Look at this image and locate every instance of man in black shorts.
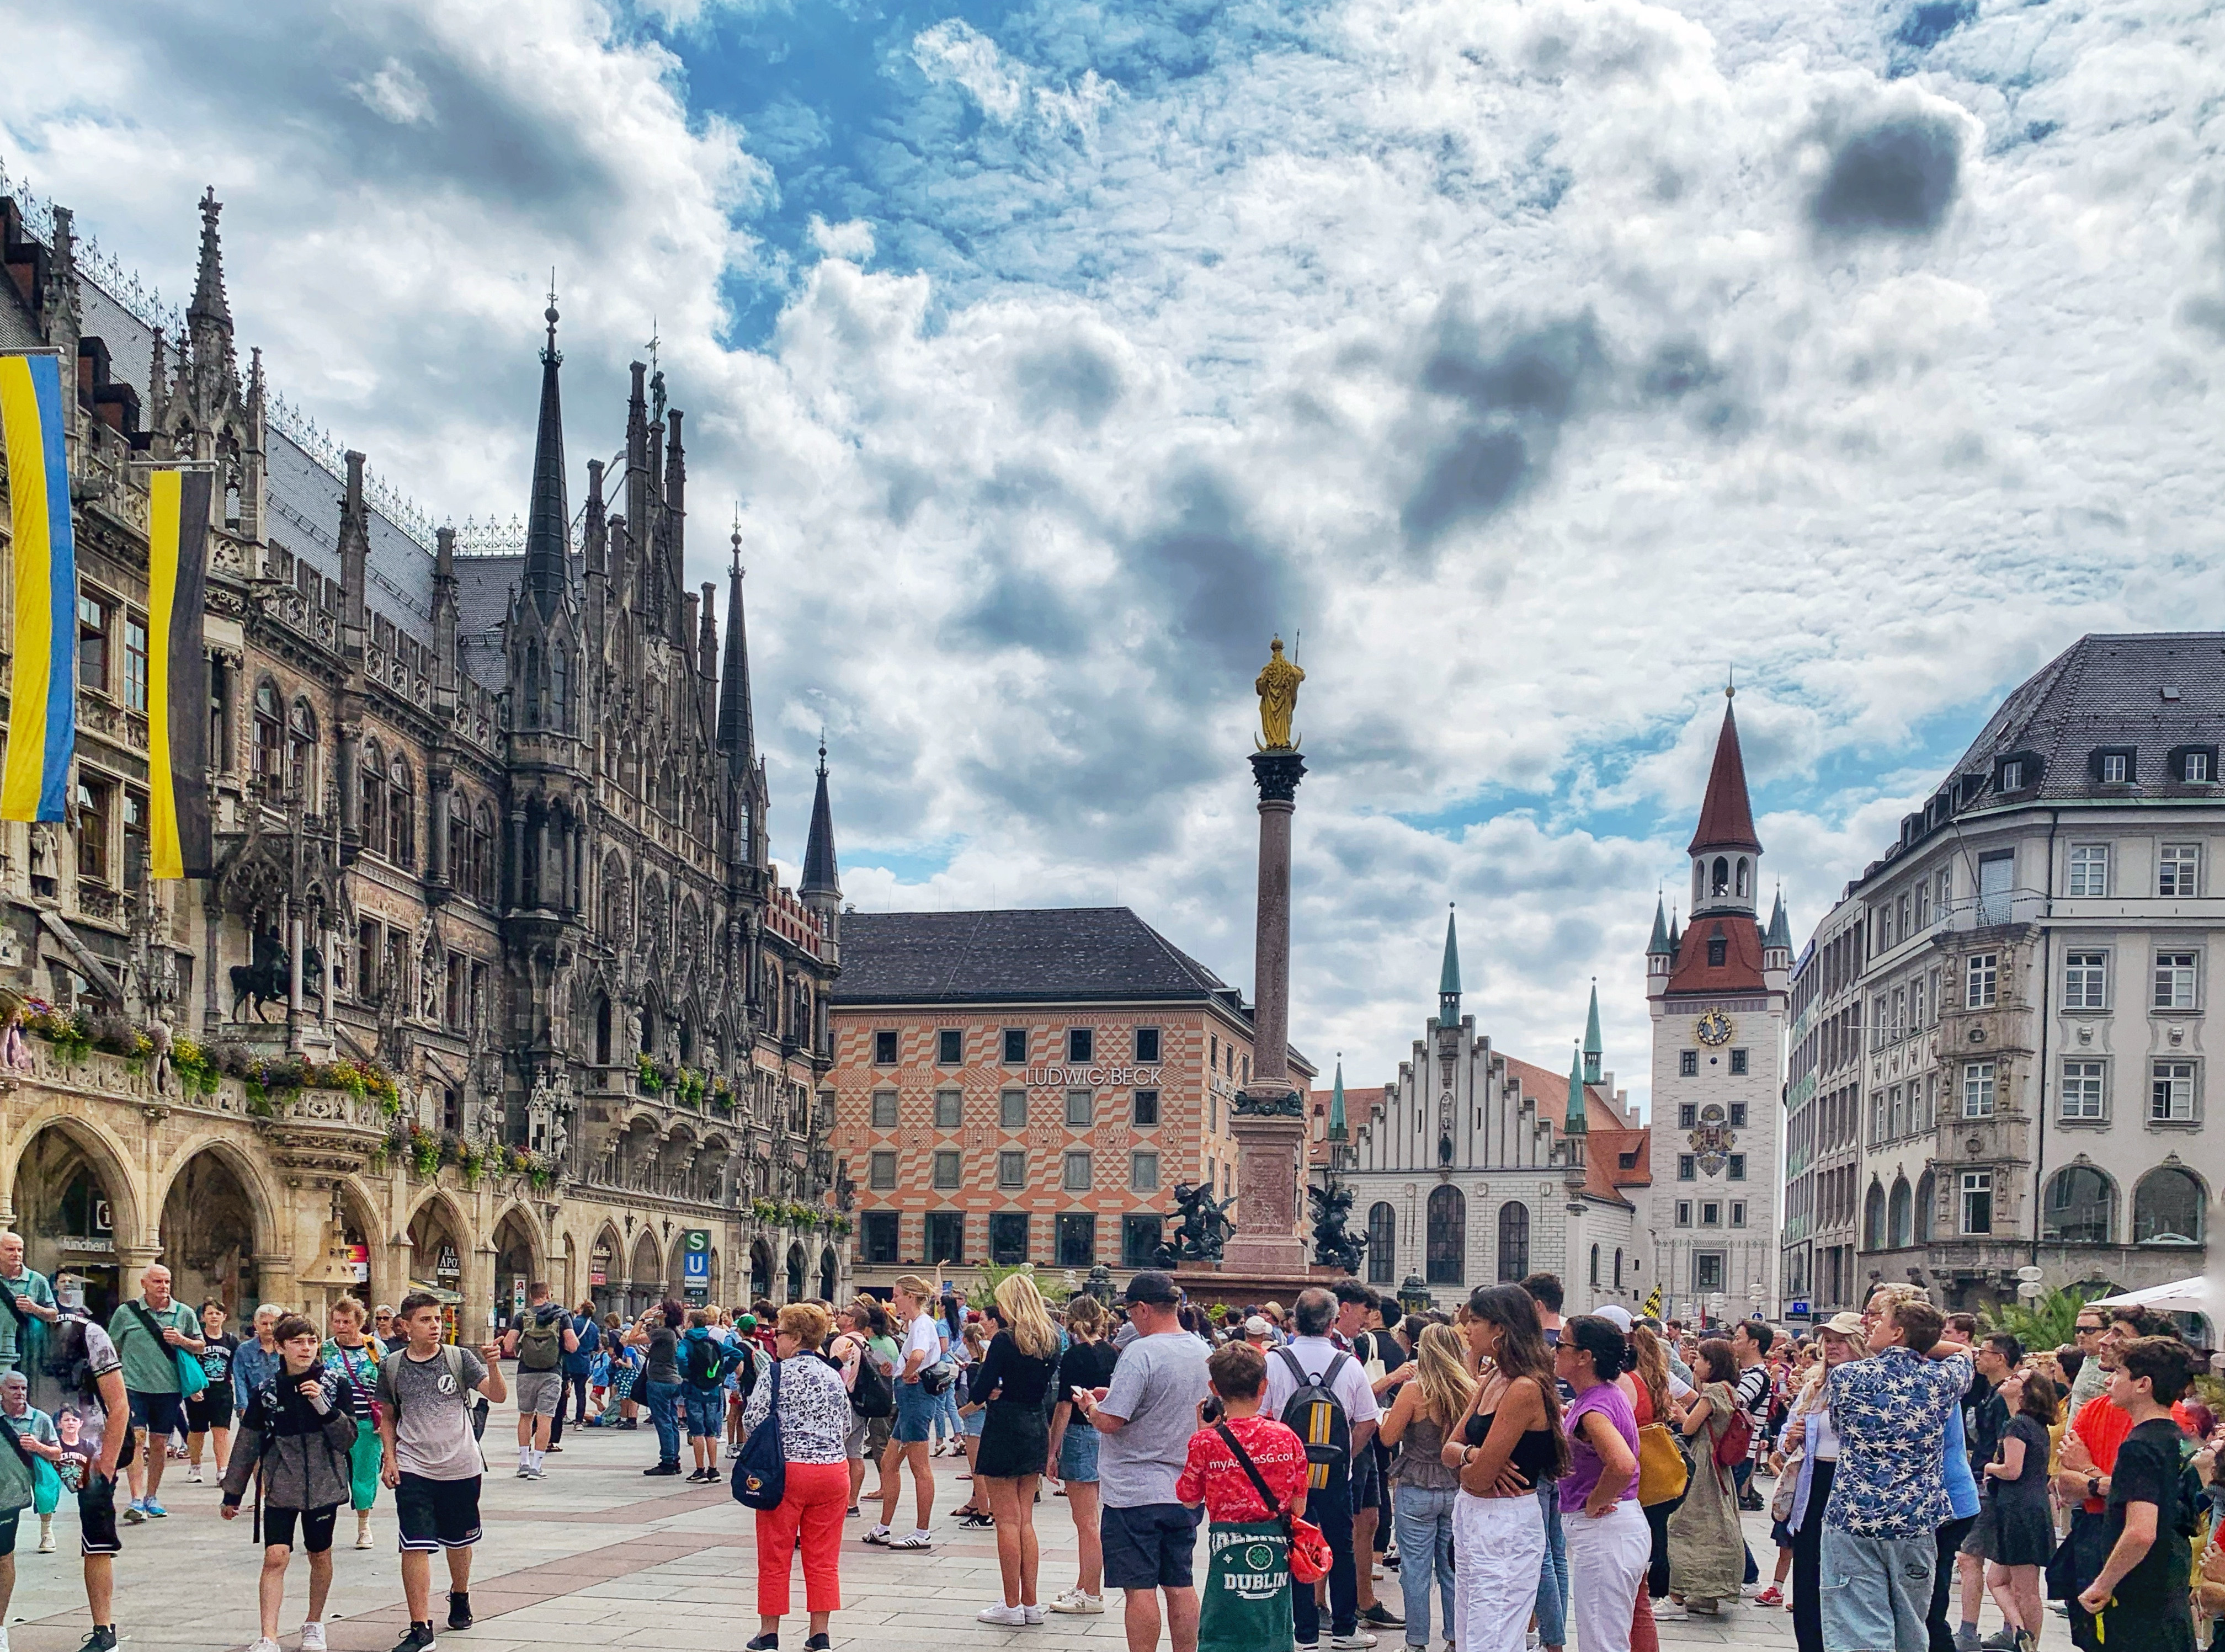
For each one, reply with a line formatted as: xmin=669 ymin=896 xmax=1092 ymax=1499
xmin=48 ymin=1275 xmax=131 ymax=1652
xmin=376 ymin=1292 xmax=506 ymax=1652
xmin=104 ymin=1264 xmax=201 ymax=1522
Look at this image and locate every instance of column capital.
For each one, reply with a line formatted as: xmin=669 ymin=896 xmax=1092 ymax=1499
xmin=1248 ymin=750 xmax=1307 ymax=804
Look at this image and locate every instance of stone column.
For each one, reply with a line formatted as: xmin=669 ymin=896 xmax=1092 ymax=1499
xmin=1225 ymin=748 xmax=1310 ymax=1278
xmin=507 ymin=812 xmax=525 ymax=909
xmin=429 ymin=781 xmax=451 ymax=885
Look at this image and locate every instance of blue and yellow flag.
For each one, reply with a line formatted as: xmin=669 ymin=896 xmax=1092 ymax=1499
xmin=0 ymin=352 xmax=76 ymax=822
xmin=146 ymin=468 xmax=212 ymax=878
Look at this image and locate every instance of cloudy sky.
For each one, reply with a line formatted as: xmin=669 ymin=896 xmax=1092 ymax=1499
xmin=8 ymin=0 xmax=2225 ymax=1116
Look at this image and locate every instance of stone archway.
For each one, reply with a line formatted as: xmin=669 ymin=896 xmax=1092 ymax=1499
xmin=819 ymin=1246 xmax=838 ymax=1302
xmin=589 ymin=1222 xmax=622 ymax=1315
xmin=785 ymin=1242 xmax=806 ymax=1304
xmin=491 ymin=1207 xmax=542 ymax=1324
xmin=407 ymin=1192 xmax=470 ymax=1328
xmin=749 ymin=1238 xmax=773 ymax=1302
xmin=629 ymin=1229 xmax=662 ymax=1317
xmin=158 ymin=1146 xmax=269 ymax=1317
xmin=10 ymin=1120 xmax=138 ymax=1323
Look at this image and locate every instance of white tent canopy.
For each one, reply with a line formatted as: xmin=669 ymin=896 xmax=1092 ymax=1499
xmin=2094 ymin=1275 xmax=2222 ymax=1320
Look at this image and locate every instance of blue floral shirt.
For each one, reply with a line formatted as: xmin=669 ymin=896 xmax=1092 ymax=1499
xmin=1822 ymin=1346 xmax=1973 ymax=1538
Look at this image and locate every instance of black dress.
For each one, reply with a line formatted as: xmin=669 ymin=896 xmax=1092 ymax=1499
xmin=1987 ymin=1414 xmax=2055 ymax=1567
xmin=972 ymin=1329 xmax=1057 ymax=1478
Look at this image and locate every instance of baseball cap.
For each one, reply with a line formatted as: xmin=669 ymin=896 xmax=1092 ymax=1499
xmin=737 ymin=1313 xmax=756 ymax=1330
xmin=1244 ymin=1315 xmax=1274 ymax=1338
xmin=1595 ymin=1304 xmax=1633 ymax=1332
xmin=1816 ymin=1312 xmax=1864 ymax=1339
xmin=1123 ymin=1270 xmax=1181 ymax=1306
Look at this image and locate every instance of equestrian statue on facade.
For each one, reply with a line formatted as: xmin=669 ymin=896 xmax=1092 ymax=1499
xmin=228 ymin=928 xmax=290 ymax=1021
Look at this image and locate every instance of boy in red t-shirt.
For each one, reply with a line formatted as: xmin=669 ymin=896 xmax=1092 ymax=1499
xmin=1178 ymin=1341 xmax=1309 ymax=1652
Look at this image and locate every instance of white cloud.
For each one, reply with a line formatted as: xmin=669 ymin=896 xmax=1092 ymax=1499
xmin=351 ymin=57 xmax=434 ymax=126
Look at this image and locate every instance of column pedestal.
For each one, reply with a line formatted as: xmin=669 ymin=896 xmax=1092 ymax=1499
xmin=1224 ymin=1109 xmax=1310 ymax=1276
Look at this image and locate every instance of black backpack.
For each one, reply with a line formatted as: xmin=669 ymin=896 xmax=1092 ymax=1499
xmin=684 ymin=1334 xmax=731 ymax=1388
xmin=849 ymin=1340 xmax=894 ymax=1419
xmin=1275 ymin=1346 xmax=1353 ymax=1491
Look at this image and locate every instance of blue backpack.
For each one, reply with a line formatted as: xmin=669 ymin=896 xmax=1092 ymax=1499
xmin=731 ymin=1360 xmax=786 ymax=1510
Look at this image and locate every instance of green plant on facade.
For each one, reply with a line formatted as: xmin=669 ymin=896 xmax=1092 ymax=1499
xmin=169 ymin=1038 xmax=221 ymax=1095
xmin=1981 ymin=1285 xmax=2110 ymax=1352
xmin=637 ymin=1052 xmax=664 ymax=1095
xmin=409 ymin=1126 xmax=442 ymax=1180
xmin=750 ymin=1198 xmax=780 ymax=1225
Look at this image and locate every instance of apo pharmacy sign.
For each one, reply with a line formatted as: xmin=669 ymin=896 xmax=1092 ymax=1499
xmin=1024 ymin=1065 xmax=1165 ymax=1090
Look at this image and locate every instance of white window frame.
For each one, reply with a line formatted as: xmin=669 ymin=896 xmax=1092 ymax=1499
xmin=1966 ymin=953 xmax=1998 ymax=1009
xmin=2068 ymin=844 xmax=2110 ymax=898
xmin=2150 ymin=1059 xmax=2197 ymax=1123
xmin=1960 ymin=1170 xmax=1993 ymax=1234
xmin=2064 ymin=951 xmax=2108 ymax=1011
xmin=2061 ymin=1060 xmax=2105 ymax=1122
xmin=1962 ymin=1059 xmax=1997 ymax=1118
xmin=2100 ymin=753 xmax=2129 ymax=784
xmin=2153 ymin=950 xmax=2198 ymax=1011
xmin=2186 ymin=752 xmax=2212 ymax=784
xmin=2159 ymin=844 xmax=2200 ymax=898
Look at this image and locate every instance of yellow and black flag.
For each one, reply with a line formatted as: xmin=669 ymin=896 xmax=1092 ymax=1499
xmin=145 ymin=468 xmax=212 ymax=878
xmin=1642 ymin=1286 xmax=1662 ymax=1319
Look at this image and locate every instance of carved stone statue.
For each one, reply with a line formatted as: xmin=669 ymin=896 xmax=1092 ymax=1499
xmin=1309 ymin=1180 xmax=1366 ymax=1274
xmin=1254 ymin=635 xmax=1305 ymax=751
xmin=1232 ymin=1089 xmax=1306 ymax=1120
xmin=1152 ymin=1181 xmax=1236 ymax=1267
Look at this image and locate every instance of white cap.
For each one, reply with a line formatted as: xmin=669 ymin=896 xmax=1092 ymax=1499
xmin=1244 ymin=1315 xmax=1274 ymax=1338
xmin=1595 ymin=1304 xmax=1634 ymax=1331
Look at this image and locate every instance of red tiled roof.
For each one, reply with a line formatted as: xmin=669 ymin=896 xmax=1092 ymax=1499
xmin=1665 ymin=913 xmax=1768 ymax=995
xmin=1688 ymin=702 xmax=1763 ymax=855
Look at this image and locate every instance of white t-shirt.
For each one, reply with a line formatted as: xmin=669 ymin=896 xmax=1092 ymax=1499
xmin=1262 ymin=1335 xmax=1381 ymax=1426
xmin=898 ymin=1313 xmax=940 ymax=1382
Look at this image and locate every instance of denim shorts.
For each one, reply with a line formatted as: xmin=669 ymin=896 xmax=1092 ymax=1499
xmin=1058 ymin=1422 xmax=1100 ymax=1483
xmin=682 ymin=1385 xmax=723 ymax=1439
xmin=1819 ymin=1526 xmax=1934 ymax=1652
xmin=894 ymin=1379 xmax=935 ymax=1444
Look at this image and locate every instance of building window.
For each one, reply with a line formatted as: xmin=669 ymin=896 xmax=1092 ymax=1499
xmin=1001 ymin=1027 xmax=1027 ymax=1065
xmin=931 ymin=1150 xmax=961 ymax=1190
xmin=1678 ymin=1102 xmax=1696 ymax=1128
xmin=1962 ymin=1060 xmax=1997 ymax=1118
xmin=988 ymin=1213 xmax=1029 ymax=1265
xmin=1693 ymin=1253 xmax=1724 ymax=1292
xmin=1674 ymin=1200 xmax=1692 ymax=1227
xmin=2062 ymin=1059 xmax=2105 ymax=1121
xmin=1728 ymin=1154 xmax=1747 ymax=1180
xmin=2153 ymin=951 xmax=2197 ymax=1011
xmin=1135 ymin=1027 xmax=1161 ymax=1063
xmin=2160 ymin=844 xmax=2200 ymax=897
xmin=2186 ymin=751 xmax=2213 ymax=784
xmin=1056 ymin=1213 xmax=1095 ymax=1267
xmin=1425 ymin=1186 xmax=1466 ymax=1285
xmin=1729 ymin=1101 xmax=1747 ymax=1127
xmin=1209 ymin=1093 xmax=1217 ymax=1134
xmin=1495 ymin=1199 xmax=1528 ymax=1283
xmin=1121 ymin=1216 xmax=1163 ymax=1270
xmin=1998 ymin=759 xmax=2023 ymax=791
xmin=1679 ymin=1050 xmax=1699 ymax=1078
xmin=926 ymin=1212 xmax=965 ymax=1264
xmin=122 ymin=616 xmax=148 ymax=712
xmin=77 ymin=594 xmax=108 ymax=692
xmin=933 ymin=1089 xmax=962 ymax=1128
xmin=999 ymin=1089 xmax=1026 ymax=1129
xmin=121 ymin=788 xmax=147 ymax=892
xmin=1729 ymin=1048 xmax=1748 ymax=1075
xmin=1678 ymin=1154 xmax=1696 ymax=1181
xmin=997 ymin=1150 xmax=1026 ymax=1188
xmin=2098 ymin=752 xmax=2130 ymax=784
xmin=2150 ymin=1059 xmax=2197 ymax=1122
xmin=2068 ymin=845 xmax=2110 ymax=897
xmin=1132 ymin=1090 xmax=1159 ymax=1127
xmin=869 ymin=1150 xmax=897 ymax=1190
xmin=874 ymin=1029 xmax=899 ymax=1065
xmin=936 ymin=1028 xmax=963 ymax=1065
xmin=1366 ymin=1203 xmax=1395 ymax=1285
xmin=871 ymin=1090 xmax=898 ymax=1128
xmin=1701 ymin=1201 xmax=1721 ymax=1227
xmin=1067 ymin=1028 xmax=1093 ymax=1063
xmin=1960 ymin=1170 xmax=1993 ymax=1234
xmin=1706 ymin=934 xmax=1727 ymax=966
xmin=2043 ymin=1165 xmax=2114 ymax=1244
xmin=2132 ymin=1166 xmax=2206 ymax=1245
xmin=1062 ymin=1151 xmax=1093 ymax=1191
xmin=1966 ymin=953 xmax=1998 ymax=1009
xmin=1065 ymin=1090 xmax=1093 ymax=1127
xmin=1130 ymin=1151 xmax=1159 ymax=1192
xmin=74 ymin=777 xmax=110 ymax=880
xmin=2064 ymin=951 xmax=2107 ymax=1010
xmin=860 ymin=1211 xmax=899 ymax=1264
xmin=1731 ymin=1200 xmax=1747 ymax=1227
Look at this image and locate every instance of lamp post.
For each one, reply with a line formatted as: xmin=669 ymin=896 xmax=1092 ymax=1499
xmin=1399 ymin=1275 xmax=1432 ymax=1317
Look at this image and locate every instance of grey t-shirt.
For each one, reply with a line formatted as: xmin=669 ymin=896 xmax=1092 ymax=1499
xmin=1096 ymin=1329 xmax=1210 ymax=1509
xmin=376 ymin=1345 xmax=488 ymax=1482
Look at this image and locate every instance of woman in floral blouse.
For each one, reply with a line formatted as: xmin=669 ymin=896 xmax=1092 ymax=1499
xmin=741 ymin=1303 xmax=851 ymax=1652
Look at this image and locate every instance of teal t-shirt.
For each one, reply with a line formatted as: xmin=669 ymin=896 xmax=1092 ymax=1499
xmin=108 ymin=1299 xmax=199 ymax=1395
xmin=0 ymin=1404 xmax=55 ymax=1514
xmin=0 ymin=1269 xmax=55 ymax=1368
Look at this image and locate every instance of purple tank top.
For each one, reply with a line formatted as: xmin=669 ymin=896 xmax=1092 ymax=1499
xmin=1559 ymin=1382 xmax=1639 ymax=1512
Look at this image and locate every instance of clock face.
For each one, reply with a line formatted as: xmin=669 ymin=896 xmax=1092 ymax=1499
xmin=1695 ymin=1009 xmax=1734 ymax=1047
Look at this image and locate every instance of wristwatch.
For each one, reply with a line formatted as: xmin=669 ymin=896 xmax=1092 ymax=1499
xmin=2086 ymin=1475 xmax=2102 ymax=1500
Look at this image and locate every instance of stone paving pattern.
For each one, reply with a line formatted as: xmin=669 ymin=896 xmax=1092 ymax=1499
xmin=0 ymin=1392 xmax=2062 ymax=1651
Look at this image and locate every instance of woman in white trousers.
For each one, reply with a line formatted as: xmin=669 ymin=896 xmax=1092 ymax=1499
xmin=1442 ymin=1285 xmax=1567 ymax=1652
xmin=1554 ymin=1315 xmax=1652 ymax=1652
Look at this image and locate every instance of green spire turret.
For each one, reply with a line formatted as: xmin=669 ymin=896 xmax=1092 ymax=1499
xmin=1328 ymin=1057 xmax=1346 ymax=1142
xmin=1583 ymin=979 xmax=1603 ymax=1084
xmin=1564 ymin=1042 xmax=1587 ymax=1136
xmin=1647 ymin=894 xmax=1671 ymax=955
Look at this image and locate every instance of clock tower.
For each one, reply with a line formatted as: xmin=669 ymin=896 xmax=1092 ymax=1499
xmin=1645 ymin=689 xmax=1791 ymax=1325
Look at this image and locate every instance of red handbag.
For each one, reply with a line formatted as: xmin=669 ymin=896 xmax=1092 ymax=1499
xmin=1216 ymin=1422 xmax=1330 ymax=1584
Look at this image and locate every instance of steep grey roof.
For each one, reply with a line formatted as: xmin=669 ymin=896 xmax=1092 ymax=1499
xmin=452 ymin=554 xmax=523 ymax=689
xmin=1947 ymin=632 xmax=2225 ymax=797
xmin=800 ymin=752 xmax=839 ymax=899
xmin=835 ymin=908 xmax=1236 ymax=1006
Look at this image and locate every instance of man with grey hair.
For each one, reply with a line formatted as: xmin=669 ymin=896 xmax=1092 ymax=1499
xmin=0 ymin=1235 xmax=57 ymax=1380
xmin=105 ymin=1265 xmax=201 ymax=1523
xmin=0 ymin=1369 xmax=60 ymax=1555
xmin=1263 ymin=1287 xmax=1380 ymax=1651
xmin=231 ymin=1307 xmax=284 ymax=1415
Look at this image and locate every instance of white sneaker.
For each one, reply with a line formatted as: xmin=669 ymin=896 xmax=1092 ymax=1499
xmin=1021 ymin=1606 xmax=1046 ymax=1625
xmin=1330 ymin=1636 xmax=1378 ymax=1651
xmin=187 ymin=1466 xmax=202 ymax=1484
xmin=977 ymin=1603 xmax=1027 ymax=1626
xmin=301 ymin=1623 xmax=328 ymax=1652
xmin=1047 ymin=1591 xmax=1104 ymax=1615
xmin=250 ymin=1638 xmax=283 ymax=1652
xmin=35 ymin=1528 xmax=53 ymax=1554
xmin=1652 ymin=1601 xmax=1690 ymax=1622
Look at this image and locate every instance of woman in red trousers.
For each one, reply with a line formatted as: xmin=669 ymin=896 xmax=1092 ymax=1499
xmin=741 ymin=1303 xmax=851 ymax=1651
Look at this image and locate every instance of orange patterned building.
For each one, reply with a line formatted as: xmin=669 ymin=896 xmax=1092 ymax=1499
xmin=830 ymin=908 xmax=1314 ymax=1289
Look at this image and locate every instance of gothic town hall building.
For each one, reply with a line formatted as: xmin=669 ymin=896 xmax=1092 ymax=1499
xmin=0 ymin=182 xmax=849 ymax=1330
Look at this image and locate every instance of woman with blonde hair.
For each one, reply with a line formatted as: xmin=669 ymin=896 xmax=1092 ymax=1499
xmin=321 ymin=1296 xmax=384 ymax=1549
xmin=741 ymin=1303 xmax=851 ymax=1652
xmin=970 ymin=1273 xmax=1061 ymax=1625
xmin=1379 ymin=1321 xmax=1472 ymax=1646
xmin=1045 ymin=1293 xmax=1114 ymax=1614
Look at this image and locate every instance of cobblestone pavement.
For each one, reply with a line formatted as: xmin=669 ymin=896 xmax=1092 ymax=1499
xmin=1 ymin=1399 xmax=2059 ymax=1652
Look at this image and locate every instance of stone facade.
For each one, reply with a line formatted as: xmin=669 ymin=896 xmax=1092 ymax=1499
xmin=0 ymin=184 xmax=849 ymax=1330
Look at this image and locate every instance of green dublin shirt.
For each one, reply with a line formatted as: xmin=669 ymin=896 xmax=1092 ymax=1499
xmin=107 ymin=1299 xmax=199 ymax=1395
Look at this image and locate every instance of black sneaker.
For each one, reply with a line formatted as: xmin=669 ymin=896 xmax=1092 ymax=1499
xmin=1359 ymin=1605 xmax=1403 ymax=1628
xmin=805 ymin=1637 xmax=831 ymax=1652
xmin=78 ymin=1628 xmax=118 ymax=1652
xmin=644 ymin=1462 xmax=682 ymax=1476
xmin=391 ymin=1622 xmax=437 ymax=1652
xmin=448 ymin=1590 xmax=473 ymax=1630
xmin=744 ymin=1636 xmax=778 ymax=1651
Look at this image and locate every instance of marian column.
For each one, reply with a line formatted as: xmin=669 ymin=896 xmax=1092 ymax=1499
xmin=1224 ymin=637 xmax=1311 ymax=1277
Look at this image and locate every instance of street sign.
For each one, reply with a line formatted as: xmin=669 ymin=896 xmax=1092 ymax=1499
xmin=1787 ymin=1299 xmax=1811 ymax=1319
xmin=511 ymin=1278 xmax=526 ymax=1313
xmin=682 ymin=1228 xmax=712 ymax=1283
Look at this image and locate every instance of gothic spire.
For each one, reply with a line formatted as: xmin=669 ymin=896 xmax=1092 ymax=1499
xmin=1583 ymin=979 xmax=1603 ymax=1084
xmin=1647 ymin=893 xmax=1672 ymax=956
xmin=1436 ymin=904 xmax=1460 ymax=1025
xmin=716 ymin=523 xmax=754 ymax=770
xmin=522 ymin=284 xmax=570 ymax=620
xmin=800 ymin=740 xmax=840 ymax=908
xmin=1328 ymin=1057 xmax=1346 ymax=1142
xmin=187 ymin=186 xmax=232 ymax=338
xmin=1765 ymin=886 xmax=1792 ymax=950
xmin=1689 ymin=690 xmax=1763 ymax=856
xmin=1564 ymin=1043 xmax=1587 ymax=1136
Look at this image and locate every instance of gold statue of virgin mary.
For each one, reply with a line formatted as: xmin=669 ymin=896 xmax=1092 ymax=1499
xmin=1254 ymin=635 xmax=1305 ymax=750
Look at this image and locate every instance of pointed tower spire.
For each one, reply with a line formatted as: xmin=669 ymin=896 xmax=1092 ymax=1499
xmin=716 ymin=521 xmax=754 ymax=768
xmin=800 ymin=739 xmax=841 ymax=915
xmin=187 ymin=185 xmax=233 ymax=338
xmin=1647 ymin=893 xmax=1672 ymax=955
xmin=1328 ymin=1056 xmax=1346 ymax=1142
xmin=1564 ymin=1042 xmax=1587 ymax=1136
xmin=1583 ymin=979 xmax=1603 ymax=1085
xmin=1765 ymin=886 xmax=1791 ymax=950
xmin=1688 ymin=686 xmax=1763 ymax=915
xmin=1437 ymin=904 xmax=1461 ymax=1026
xmin=523 ymin=281 xmax=570 ymax=619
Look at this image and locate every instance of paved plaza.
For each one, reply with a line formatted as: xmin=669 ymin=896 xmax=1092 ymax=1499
xmin=1 ymin=1393 xmax=2061 ymax=1652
